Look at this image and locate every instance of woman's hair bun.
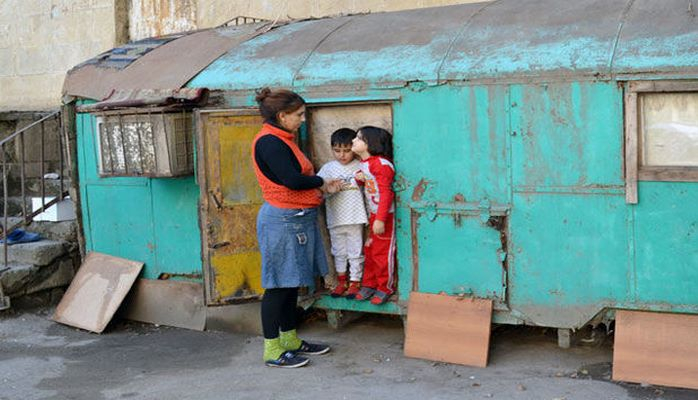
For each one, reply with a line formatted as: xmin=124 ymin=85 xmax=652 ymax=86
xmin=255 ymin=87 xmax=272 ymax=104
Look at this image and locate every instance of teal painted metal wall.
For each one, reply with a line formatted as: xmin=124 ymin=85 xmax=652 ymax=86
xmin=75 ymin=78 xmax=698 ymax=327
xmin=389 ymin=81 xmax=698 ymax=328
xmin=76 ymin=111 xmax=202 ymax=280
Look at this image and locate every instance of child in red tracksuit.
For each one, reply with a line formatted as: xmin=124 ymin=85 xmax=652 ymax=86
xmin=350 ymin=126 xmax=396 ymax=305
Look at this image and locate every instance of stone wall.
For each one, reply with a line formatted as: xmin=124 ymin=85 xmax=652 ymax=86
xmin=0 ymin=0 xmax=127 ymax=112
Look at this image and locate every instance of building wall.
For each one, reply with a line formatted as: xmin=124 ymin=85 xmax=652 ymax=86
xmin=0 ymin=0 xmax=127 ymax=112
xmin=132 ymin=0 xmax=484 ymax=39
xmin=1 ymin=0 xmax=483 ymax=111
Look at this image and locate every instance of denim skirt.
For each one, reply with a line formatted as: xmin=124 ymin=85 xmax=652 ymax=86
xmin=256 ymin=203 xmax=329 ymax=289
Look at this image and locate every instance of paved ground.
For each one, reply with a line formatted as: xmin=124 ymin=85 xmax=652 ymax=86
xmin=1 ymin=308 xmax=696 ymax=400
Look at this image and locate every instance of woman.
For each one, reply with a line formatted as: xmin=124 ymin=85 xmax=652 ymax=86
xmin=252 ymin=87 xmax=342 ymax=368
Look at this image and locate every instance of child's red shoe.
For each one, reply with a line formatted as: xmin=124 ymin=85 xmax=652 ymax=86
xmin=369 ymin=291 xmax=391 ymax=305
xmin=344 ymin=282 xmax=361 ymax=299
xmin=330 ymin=281 xmax=348 ymax=298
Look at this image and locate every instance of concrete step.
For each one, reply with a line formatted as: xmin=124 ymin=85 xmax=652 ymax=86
xmin=0 ymin=257 xmax=75 ymax=298
xmin=0 ymin=239 xmax=68 ymax=266
xmin=2 ymin=217 xmax=77 ymax=242
xmin=0 ymin=262 xmax=39 ymax=294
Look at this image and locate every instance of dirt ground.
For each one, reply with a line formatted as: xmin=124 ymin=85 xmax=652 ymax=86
xmin=1 ymin=308 xmax=696 ymax=400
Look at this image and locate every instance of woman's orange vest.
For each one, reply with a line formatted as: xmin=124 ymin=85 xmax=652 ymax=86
xmin=251 ymin=123 xmax=323 ymax=209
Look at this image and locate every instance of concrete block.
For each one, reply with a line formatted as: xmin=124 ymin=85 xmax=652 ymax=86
xmin=0 ymin=25 xmax=11 ymax=48
xmin=26 ymin=257 xmax=75 ymax=294
xmin=0 ymin=263 xmax=39 ymax=294
xmin=17 ymin=46 xmax=52 ymax=76
xmin=0 ymin=239 xmax=67 ymax=266
xmin=32 ymin=197 xmax=76 ymax=221
xmin=0 ymin=48 xmax=16 ymax=77
xmin=28 ymin=220 xmax=78 ymax=242
xmin=205 ymin=302 xmax=262 ymax=335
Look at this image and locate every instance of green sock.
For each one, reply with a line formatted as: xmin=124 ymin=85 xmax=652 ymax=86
xmin=263 ymin=338 xmax=285 ymax=361
xmin=280 ymin=329 xmax=302 ymax=351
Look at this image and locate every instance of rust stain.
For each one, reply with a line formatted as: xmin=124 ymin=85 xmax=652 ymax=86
xmin=158 ymin=272 xmax=202 ymax=280
xmin=411 ymin=178 xmax=429 ymax=202
xmin=486 ymin=216 xmax=509 ymax=271
xmin=454 ymin=193 xmax=466 ymax=202
xmin=410 ymin=209 xmax=420 ymax=292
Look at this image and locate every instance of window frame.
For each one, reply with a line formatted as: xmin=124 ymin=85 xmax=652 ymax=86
xmin=625 ymin=81 xmax=698 ymax=204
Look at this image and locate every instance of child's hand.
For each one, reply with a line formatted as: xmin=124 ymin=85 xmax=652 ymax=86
xmin=372 ymin=220 xmax=385 ymax=235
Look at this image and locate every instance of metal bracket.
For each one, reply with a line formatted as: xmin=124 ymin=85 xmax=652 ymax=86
xmin=426 ymin=202 xmax=438 ymax=222
xmin=478 ymin=198 xmax=491 ymax=224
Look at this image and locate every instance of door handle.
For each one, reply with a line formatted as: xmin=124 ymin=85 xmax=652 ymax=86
xmin=210 ymin=191 xmax=223 ymax=210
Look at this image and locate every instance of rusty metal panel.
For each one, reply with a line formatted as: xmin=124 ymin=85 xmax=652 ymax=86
xmin=634 ymin=182 xmax=698 ymax=307
xmin=412 ymin=211 xmax=506 ymax=300
xmin=64 ymin=24 xmax=262 ymax=100
xmin=53 ymin=252 xmax=143 ymax=333
xmin=393 ymin=84 xmax=510 ymax=205
xmin=189 ymin=17 xmax=351 ymax=91
xmin=296 ymin=4 xmax=481 ymax=87
xmin=199 ymin=112 xmax=264 ymax=304
xmin=613 ymin=0 xmax=698 ymax=75
xmin=510 ymin=81 xmax=624 ymax=189
xmin=441 ymin=0 xmax=628 ymax=81
xmin=508 ymin=192 xmax=630 ymax=328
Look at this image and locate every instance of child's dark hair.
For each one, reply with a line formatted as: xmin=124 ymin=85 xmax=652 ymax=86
xmin=255 ymin=87 xmax=305 ymax=123
xmin=357 ymin=126 xmax=393 ymax=159
xmin=330 ymin=128 xmax=356 ymax=147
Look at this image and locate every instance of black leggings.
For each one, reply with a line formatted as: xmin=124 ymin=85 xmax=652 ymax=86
xmin=261 ymin=287 xmax=299 ymax=339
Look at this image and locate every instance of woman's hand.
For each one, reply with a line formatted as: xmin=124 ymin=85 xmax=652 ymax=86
xmin=372 ymin=220 xmax=385 ymax=235
xmin=321 ymin=178 xmax=343 ymax=194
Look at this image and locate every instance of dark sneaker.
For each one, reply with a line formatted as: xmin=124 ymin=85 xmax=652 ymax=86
xmin=265 ymin=351 xmax=310 ymax=368
xmin=353 ymin=287 xmax=376 ymax=301
xmin=294 ymin=340 xmax=331 ymax=355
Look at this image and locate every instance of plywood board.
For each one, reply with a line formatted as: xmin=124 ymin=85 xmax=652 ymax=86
xmin=404 ymin=292 xmax=492 ymax=367
xmin=613 ymin=310 xmax=698 ymax=390
xmin=121 ymin=279 xmax=206 ymax=331
xmin=53 ymin=252 xmax=143 ymax=333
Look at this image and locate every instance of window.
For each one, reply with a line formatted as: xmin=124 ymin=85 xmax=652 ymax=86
xmin=95 ymin=111 xmax=193 ymax=177
xmin=625 ymin=81 xmax=698 ymax=203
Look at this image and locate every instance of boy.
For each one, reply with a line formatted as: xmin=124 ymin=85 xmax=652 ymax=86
xmin=317 ymin=128 xmax=368 ymax=298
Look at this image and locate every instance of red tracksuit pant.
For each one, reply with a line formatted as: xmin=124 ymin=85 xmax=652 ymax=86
xmin=362 ymin=213 xmax=396 ymax=295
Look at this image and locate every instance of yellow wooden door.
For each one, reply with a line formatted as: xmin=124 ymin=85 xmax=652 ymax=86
xmin=198 ymin=111 xmax=264 ymax=304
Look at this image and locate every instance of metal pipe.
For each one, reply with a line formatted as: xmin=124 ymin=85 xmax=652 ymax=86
xmin=103 ymin=118 xmax=116 ymax=173
xmin=3 ymin=143 xmax=8 ymax=268
xmin=117 ymin=114 xmax=129 ymax=174
xmin=19 ymin=131 xmax=26 ymax=223
xmin=161 ymin=112 xmax=172 ymax=174
xmin=58 ymin=112 xmax=65 ymax=200
xmin=148 ymin=111 xmax=159 ymax=171
xmin=136 ymin=119 xmax=146 ymax=173
xmin=40 ymin=120 xmax=45 ymax=211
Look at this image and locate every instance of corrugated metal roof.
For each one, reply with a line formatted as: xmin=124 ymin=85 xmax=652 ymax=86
xmin=65 ymin=0 xmax=698 ymax=100
xmin=188 ymin=0 xmax=698 ymax=91
xmin=63 ymin=23 xmax=266 ymax=100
